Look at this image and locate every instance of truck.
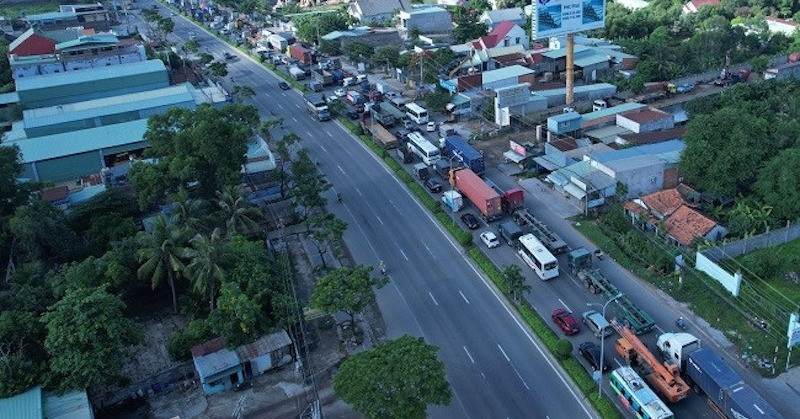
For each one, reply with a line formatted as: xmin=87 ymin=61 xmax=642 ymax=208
xmin=449 ymin=167 xmax=502 ymax=221
xmin=413 ymin=163 xmax=429 ymax=180
xmin=365 ymin=122 xmax=398 ymax=149
xmin=346 ymin=90 xmax=364 ymax=106
xmin=512 ymin=208 xmax=568 ymax=254
xmin=611 ymin=319 xmax=691 ymax=403
xmin=567 ymin=248 xmax=656 ymax=335
xmin=304 ymin=93 xmax=330 ymax=121
xmin=288 ymin=44 xmax=313 ymax=65
xmin=434 ymin=159 xmax=451 ymax=179
xmin=289 ymin=66 xmax=306 ymax=81
xmin=714 ymin=68 xmax=751 ymax=86
xmin=312 ymin=69 xmax=334 ymax=86
xmin=442 ymin=190 xmax=463 ymax=212
xmin=484 ymin=179 xmax=524 ymax=214
xmin=443 ymin=135 xmax=485 ymax=175
xmin=370 ymin=103 xmax=396 ymax=126
xmin=656 ymin=334 xmax=784 ymax=419
xmin=498 ymin=220 xmax=524 ymax=246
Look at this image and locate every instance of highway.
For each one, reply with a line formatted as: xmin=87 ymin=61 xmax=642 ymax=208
xmin=140 ymin=2 xmax=598 ymax=418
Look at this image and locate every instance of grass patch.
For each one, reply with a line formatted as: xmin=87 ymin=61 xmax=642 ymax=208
xmin=0 ymin=1 xmax=61 ymax=18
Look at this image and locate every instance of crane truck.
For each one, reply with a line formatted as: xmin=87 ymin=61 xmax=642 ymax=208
xmin=656 ymin=333 xmax=784 ymax=418
xmin=611 ymin=319 xmax=691 ymax=403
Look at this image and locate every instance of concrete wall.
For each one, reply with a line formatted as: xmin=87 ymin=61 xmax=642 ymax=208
xmin=608 ymin=160 xmax=665 ymax=199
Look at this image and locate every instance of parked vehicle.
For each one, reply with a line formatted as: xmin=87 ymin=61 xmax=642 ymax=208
xmin=441 ymin=190 xmax=463 ymax=212
xmin=370 ymin=103 xmax=396 ymax=126
xmin=346 ymin=90 xmax=364 ymax=106
xmin=578 ymin=341 xmax=610 ymax=372
xmin=289 ymin=44 xmax=313 ymax=65
xmin=364 ymin=121 xmax=398 ymax=149
xmin=551 ymin=308 xmax=580 ymax=335
xmin=513 ymin=208 xmax=568 ymax=254
xmin=223 ymin=52 xmax=234 ymax=60
xmin=334 ymin=88 xmax=346 ymax=97
xmin=277 ymin=81 xmax=290 ymax=90
xmin=308 ymin=81 xmax=323 ymax=92
xmin=484 ymin=179 xmax=524 ymax=214
xmin=312 ymin=69 xmax=334 ymax=86
xmin=581 ymin=310 xmax=612 ymax=339
xmin=414 ymin=163 xmax=430 ymax=180
xmin=449 ymin=167 xmax=501 ymax=221
xmin=289 ymin=66 xmax=306 ymax=81
xmin=425 ymin=178 xmax=442 ymax=192
xmin=656 ymin=333 xmax=783 ymax=418
xmin=460 ymin=213 xmax=480 ymax=230
xmin=434 ymin=159 xmax=451 ymax=179
xmin=714 ymin=69 xmax=750 ymax=86
xmin=497 ymin=221 xmax=523 ymax=246
xmin=443 ymin=135 xmax=485 ymax=175
xmin=345 ymin=107 xmax=360 ymax=120
xmin=426 ymin=121 xmax=436 ymax=132
xmin=479 ymin=231 xmax=500 ymax=248
xmin=303 ymin=93 xmax=330 ymax=121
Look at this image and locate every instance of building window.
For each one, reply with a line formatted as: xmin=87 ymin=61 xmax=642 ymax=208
xmin=503 ymin=39 xmax=509 ymax=47
xmin=515 ymin=37 xmax=520 ymax=44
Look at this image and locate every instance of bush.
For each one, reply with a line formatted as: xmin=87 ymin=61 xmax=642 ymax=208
xmin=554 ymin=339 xmax=574 ymax=361
xmin=167 ymin=318 xmax=215 ymax=361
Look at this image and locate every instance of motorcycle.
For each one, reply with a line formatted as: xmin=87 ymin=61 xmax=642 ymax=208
xmin=594 ymin=250 xmax=604 ymax=261
xmin=676 ymin=317 xmax=687 ymax=331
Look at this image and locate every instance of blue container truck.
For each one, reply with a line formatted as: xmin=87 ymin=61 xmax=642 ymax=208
xmin=686 ymin=348 xmax=783 ymax=419
xmin=444 ymin=135 xmax=484 ymax=175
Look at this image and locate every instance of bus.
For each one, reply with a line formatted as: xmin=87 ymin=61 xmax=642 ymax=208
xmin=517 ymin=233 xmax=558 ymax=280
xmin=406 ymin=132 xmax=440 ymax=165
xmin=405 ymin=102 xmax=429 ymax=124
xmin=609 ymin=367 xmax=674 ymax=419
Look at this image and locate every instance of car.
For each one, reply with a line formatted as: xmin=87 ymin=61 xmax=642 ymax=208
xmin=426 ymin=121 xmax=436 ymax=132
xmin=460 ymin=213 xmax=480 ymax=230
xmin=189 ymin=33 xmax=197 ymax=41
xmin=334 ymin=88 xmax=346 ymax=97
xmin=479 ymin=231 xmax=500 ymax=248
xmin=223 ymin=52 xmax=234 ymax=60
xmin=676 ymin=83 xmax=694 ymax=93
xmin=277 ymin=81 xmax=290 ymax=90
xmin=345 ymin=107 xmax=360 ymax=120
xmin=551 ymin=308 xmax=580 ymax=335
xmin=425 ymin=178 xmax=442 ymax=192
xmin=578 ymin=341 xmax=610 ymax=372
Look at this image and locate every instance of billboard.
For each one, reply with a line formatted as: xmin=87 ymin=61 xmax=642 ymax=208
xmin=532 ymin=0 xmax=606 ymax=40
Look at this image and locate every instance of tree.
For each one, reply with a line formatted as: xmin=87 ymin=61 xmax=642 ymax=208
xmin=137 ymin=215 xmax=191 ymax=313
xmin=170 ymin=187 xmax=210 ymax=233
xmin=42 ymin=285 xmax=142 ymax=392
xmin=273 ymin=132 xmax=299 ymax=198
xmin=260 ymin=118 xmax=285 ymax=141
xmin=294 ymin=11 xmax=350 ymax=43
xmin=342 ymin=42 xmax=374 ymax=61
xmin=8 ymin=201 xmax=78 ymax=264
xmin=333 ymin=335 xmax=452 ymax=419
xmin=311 ymin=265 xmax=387 ymax=327
xmin=373 ymin=46 xmax=400 ymax=72
xmin=306 ymin=213 xmax=347 ymax=268
xmin=289 ymin=149 xmax=331 ymax=219
xmin=423 ymin=90 xmax=452 ymax=113
xmin=215 ymin=184 xmax=262 ymax=236
xmin=0 ymin=310 xmax=48 ymax=398
xmin=208 ymin=61 xmax=228 ymax=78
xmin=198 ymin=52 xmax=215 ymax=65
xmin=230 ymin=84 xmax=255 ymax=103
xmin=453 ymin=12 xmax=488 ymax=43
xmin=502 ymin=265 xmax=530 ymax=303
xmin=0 ymin=145 xmax=32 ymax=219
xmin=143 ymin=104 xmax=259 ymax=199
xmin=184 ymin=229 xmax=229 ymax=311
xmin=754 ymin=148 xmax=800 ymax=221
xmin=184 ymin=38 xmax=200 ymax=52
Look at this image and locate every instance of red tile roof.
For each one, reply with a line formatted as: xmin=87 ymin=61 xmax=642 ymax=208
xmin=40 ymin=185 xmax=69 ymax=202
xmin=685 ymin=0 xmax=719 ymax=9
xmin=9 ymin=32 xmax=56 ymax=56
xmin=191 ymin=337 xmax=227 ymax=358
xmin=664 ymin=205 xmax=717 ymax=246
xmin=620 ymin=108 xmax=671 ymax=124
xmin=618 ymin=126 xmax=686 ymax=145
xmin=641 ymin=188 xmax=684 ymax=217
xmin=475 ymin=21 xmax=517 ymax=49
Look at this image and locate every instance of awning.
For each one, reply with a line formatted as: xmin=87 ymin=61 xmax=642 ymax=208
xmin=546 ymin=171 xmax=569 ymax=186
xmin=504 ymin=150 xmax=526 ymax=163
xmin=564 ymin=183 xmax=587 ymax=200
xmin=533 ymin=155 xmax=562 ymax=171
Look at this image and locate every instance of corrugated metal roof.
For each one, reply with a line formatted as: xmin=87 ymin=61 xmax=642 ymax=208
xmin=0 ymin=386 xmax=42 ymax=419
xmin=15 ymin=59 xmax=166 ymax=92
xmin=43 ymin=390 xmax=93 ymax=419
xmin=584 ymin=125 xmax=632 ymax=144
xmin=0 ymin=92 xmax=19 ymax=105
xmin=482 ymin=65 xmax=534 ymax=84
xmin=564 ymin=143 xmax=614 ymax=160
xmin=56 ymin=34 xmax=119 ymax=50
xmin=235 ymin=330 xmax=292 ymax=361
xmin=535 ymin=83 xmax=616 ymax=97
xmin=27 ymin=11 xmax=77 ymax=21
xmin=573 ymin=51 xmax=612 ymax=68
xmin=590 ymin=139 xmax=685 ymax=163
xmin=193 ymin=348 xmax=241 ymax=379
xmin=8 ymin=118 xmax=149 ymax=163
xmin=604 ymin=154 xmax=664 ymax=172
xmin=23 ymin=84 xmax=195 ymax=131
xmin=582 ymin=102 xmax=645 ymax=121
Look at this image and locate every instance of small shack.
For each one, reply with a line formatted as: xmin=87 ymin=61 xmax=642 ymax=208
xmin=192 ymin=338 xmax=244 ymax=396
xmin=235 ymin=330 xmax=294 ymax=378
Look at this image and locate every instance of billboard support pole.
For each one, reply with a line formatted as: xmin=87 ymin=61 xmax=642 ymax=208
xmin=566 ymin=33 xmax=574 ymax=105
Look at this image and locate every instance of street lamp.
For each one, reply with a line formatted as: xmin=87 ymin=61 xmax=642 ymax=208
xmin=588 ymin=292 xmax=623 ymax=398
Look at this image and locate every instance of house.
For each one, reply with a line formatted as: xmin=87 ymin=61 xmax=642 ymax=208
xmin=682 ymin=0 xmax=719 ymax=14
xmin=616 ymin=126 xmax=686 ymax=146
xmin=443 ymin=64 xmax=535 ymax=92
xmin=624 ymin=189 xmax=727 ymax=247
xmin=398 ymin=6 xmax=452 ymax=34
xmin=479 ymin=7 xmax=526 ymax=29
xmin=539 ymin=44 xmax=637 ymax=82
xmin=474 ymin=21 xmax=529 ymax=50
xmin=616 ymin=108 xmax=674 ymax=133
xmin=192 ymin=338 xmax=244 ymax=395
xmin=25 ymin=3 xmax=112 ymax=31
xmin=764 ymin=60 xmax=800 ymax=80
xmin=348 ymin=0 xmax=409 ymax=23
xmin=0 ymin=386 xmax=94 ymax=419
xmin=765 ymin=16 xmax=800 ymax=36
xmin=234 ymin=330 xmax=293 ymax=378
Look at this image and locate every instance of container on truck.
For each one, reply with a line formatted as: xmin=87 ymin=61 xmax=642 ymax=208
xmin=443 ymin=135 xmax=485 ymax=175
xmin=449 ymin=167 xmax=502 ymax=221
xmin=288 ymin=44 xmax=313 ymax=65
xmin=498 ymin=221 xmax=523 ymax=246
xmin=370 ymin=103 xmax=396 ymax=126
xmin=304 ymin=93 xmax=330 ymax=121
xmin=308 ymin=81 xmax=323 ymax=92
xmin=313 ymin=69 xmax=334 ymax=86
xmin=484 ymin=179 xmax=524 ymax=214
xmin=442 ymin=190 xmax=463 ymax=212
xmin=365 ymin=121 xmax=398 ymax=149
xmin=396 ymin=147 xmax=415 ymax=163
xmin=434 ymin=159 xmax=451 ymax=178
xmin=289 ymin=66 xmax=306 ymax=80
xmin=413 ymin=163 xmax=429 ymax=180
xmin=346 ymin=90 xmax=364 ymax=106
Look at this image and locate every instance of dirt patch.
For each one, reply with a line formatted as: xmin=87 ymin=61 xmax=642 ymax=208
xmin=123 ymin=316 xmax=188 ymax=383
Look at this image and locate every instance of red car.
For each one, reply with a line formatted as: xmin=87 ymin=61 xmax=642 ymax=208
xmin=552 ymin=308 xmax=580 ymax=335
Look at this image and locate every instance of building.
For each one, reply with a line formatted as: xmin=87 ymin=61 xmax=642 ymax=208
xmin=539 ymin=44 xmax=637 ymax=82
xmin=616 ymin=108 xmax=674 ymax=133
xmin=682 ymin=0 xmax=719 ymax=14
xmin=234 ymin=331 xmax=293 ymax=378
xmin=349 ymin=0 xmax=410 ymax=23
xmin=764 ymin=60 xmax=800 ymax=80
xmin=442 ymin=64 xmax=535 ymax=92
xmin=0 ymin=386 xmax=94 ymax=419
xmin=1 ymin=59 xmax=228 ymax=182
xmin=474 ymin=21 xmax=529 ymax=50
xmin=192 ymin=338 xmax=244 ymax=396
xmin=398 ymin=6 xmax=452 ymax=34
xmin=25 ymin=3 xmax=112 ymax=32
xmin=479 ymin=7 xmax=526 ymax=29
xmin=765 ymin=16 xmax=800 ymax=36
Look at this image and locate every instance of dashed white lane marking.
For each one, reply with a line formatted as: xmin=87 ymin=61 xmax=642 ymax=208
xmin=429 ymin=292 xmax=439 ymax=306
xmin=459 ymin=290 xmax=470 ymax=304
xmin=463 ymin=346 xmax=475 ymax=364
xmin=498 ymin=344 xmax=510 ymax=362
xmin=400 ymin=249 xmax=409 ymax=261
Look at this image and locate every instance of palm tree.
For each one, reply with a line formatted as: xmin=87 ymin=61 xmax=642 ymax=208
xmin=170 ymin=187 xmax=208 ymax=232
xmin=184 ymin=228 xmax=229 ymax=311
xmin=502 ymin=265 xmax=531 ymax=304
xmin=137 ymin=215 xmax=191 ymax=313
xmin=216 ymin=185 xmax=262 ymax=236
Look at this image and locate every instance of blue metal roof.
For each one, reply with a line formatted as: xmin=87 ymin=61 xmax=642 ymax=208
xmin=0 ymin=386 xmax=42 ymax=419
xmin=43 ymin=389 xmax=93 ymax=419
xmin=590 ymin=139 xmax=685 ymax=164
xmin=582 ymin=102 xmax=645 ymax=121
xmin=55 ymin=34 xmax=119 ymax=50
xmin=193 ymin=348 xmax=241 ymax=379
xmin=550 ymin=111 xmax=581 ymax=123
xmin=26 ymin=11 xmax=77 ymax=21
xmin=15 ymin=60 xmax=166 ymax=92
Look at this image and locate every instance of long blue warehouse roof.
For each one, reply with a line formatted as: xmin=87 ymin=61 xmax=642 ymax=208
xmin=15 ymin=60 xmax=166 ymax=92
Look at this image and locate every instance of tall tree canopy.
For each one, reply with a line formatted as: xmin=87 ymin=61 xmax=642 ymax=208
xmin=333 ymin=335 xmax=452 ymax=419
xmin=293 ymin=11 xmax=350 ymax=44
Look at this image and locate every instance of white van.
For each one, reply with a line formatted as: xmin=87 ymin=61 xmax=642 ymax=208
xmin=342 ymin=77 xmax=355 ymax=87
xmin=582 ymin=310 xmax=613 ymax=338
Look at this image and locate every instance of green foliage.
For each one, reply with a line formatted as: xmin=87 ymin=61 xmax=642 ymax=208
xmin=167 ymin=318 xmax=215 ymax=361
xmin=137 ymin=215 xmax=192 ymax=313
xmin=754 ymin=148 xmax=800 ymax=221
xmin=319 ymin=39 xmax=341 ymax=56
xmin=452 ymin=11 xmax=488 ymax=43
xmin=208 ymin=61 xmax=228 ymax=78
xmin=372 ymin=46 xmax=401 ymax=68
xmin=306 ymin=213 xmax=348 ymax=267
xmin=333 ymin=335 xmax=452 ymax=419
xmin=0 ymin=145 xmax=35 ymax=218
xmin=342 ymin=42 xmax=374 ymax=61
xmin=42 ymin=285 xmax=143 ymax=391
xmin=468 ymin=249 xmax=506 ymax=292
xmin=294 ymin=11 xmax=350 ymax=43
xmin=422 ymin=90 xmax=452 ymax=114
xmin=128 ymin=161 xmax=170 ymax=210
xmin=9 ymin=201 xmax=78 ymax=264
xmin=215 ymin=184 xmax=262 ymax=236
xmin=554 ymin=339 xmax=574 ymax=361
xmin=311 ymin=265 xmax=388 ymax=326
xmin=0 ymin=310 xmax=49 ymax=398
xmin=290 ymin=149 xmax=332 ymax=219
xmin=184 ymin=38 xmax=200 ymax=52
xmin=501 ymin=264 xmax=530 ymax=302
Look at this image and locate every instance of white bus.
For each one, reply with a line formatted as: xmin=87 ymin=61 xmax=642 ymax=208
xmin=405 ymin=102 xmax=429 ymax=124
xmin=518 ymin=233 xmax=558 ymax=280
xmin=406 ymin=132 xmax=440 ymax=165
xmin=609 ymin=367 xmax=674 ymax=419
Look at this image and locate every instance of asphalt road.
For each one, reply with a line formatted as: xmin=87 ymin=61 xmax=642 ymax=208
xmin=142 ymin=3 xmax=598 ymax=418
